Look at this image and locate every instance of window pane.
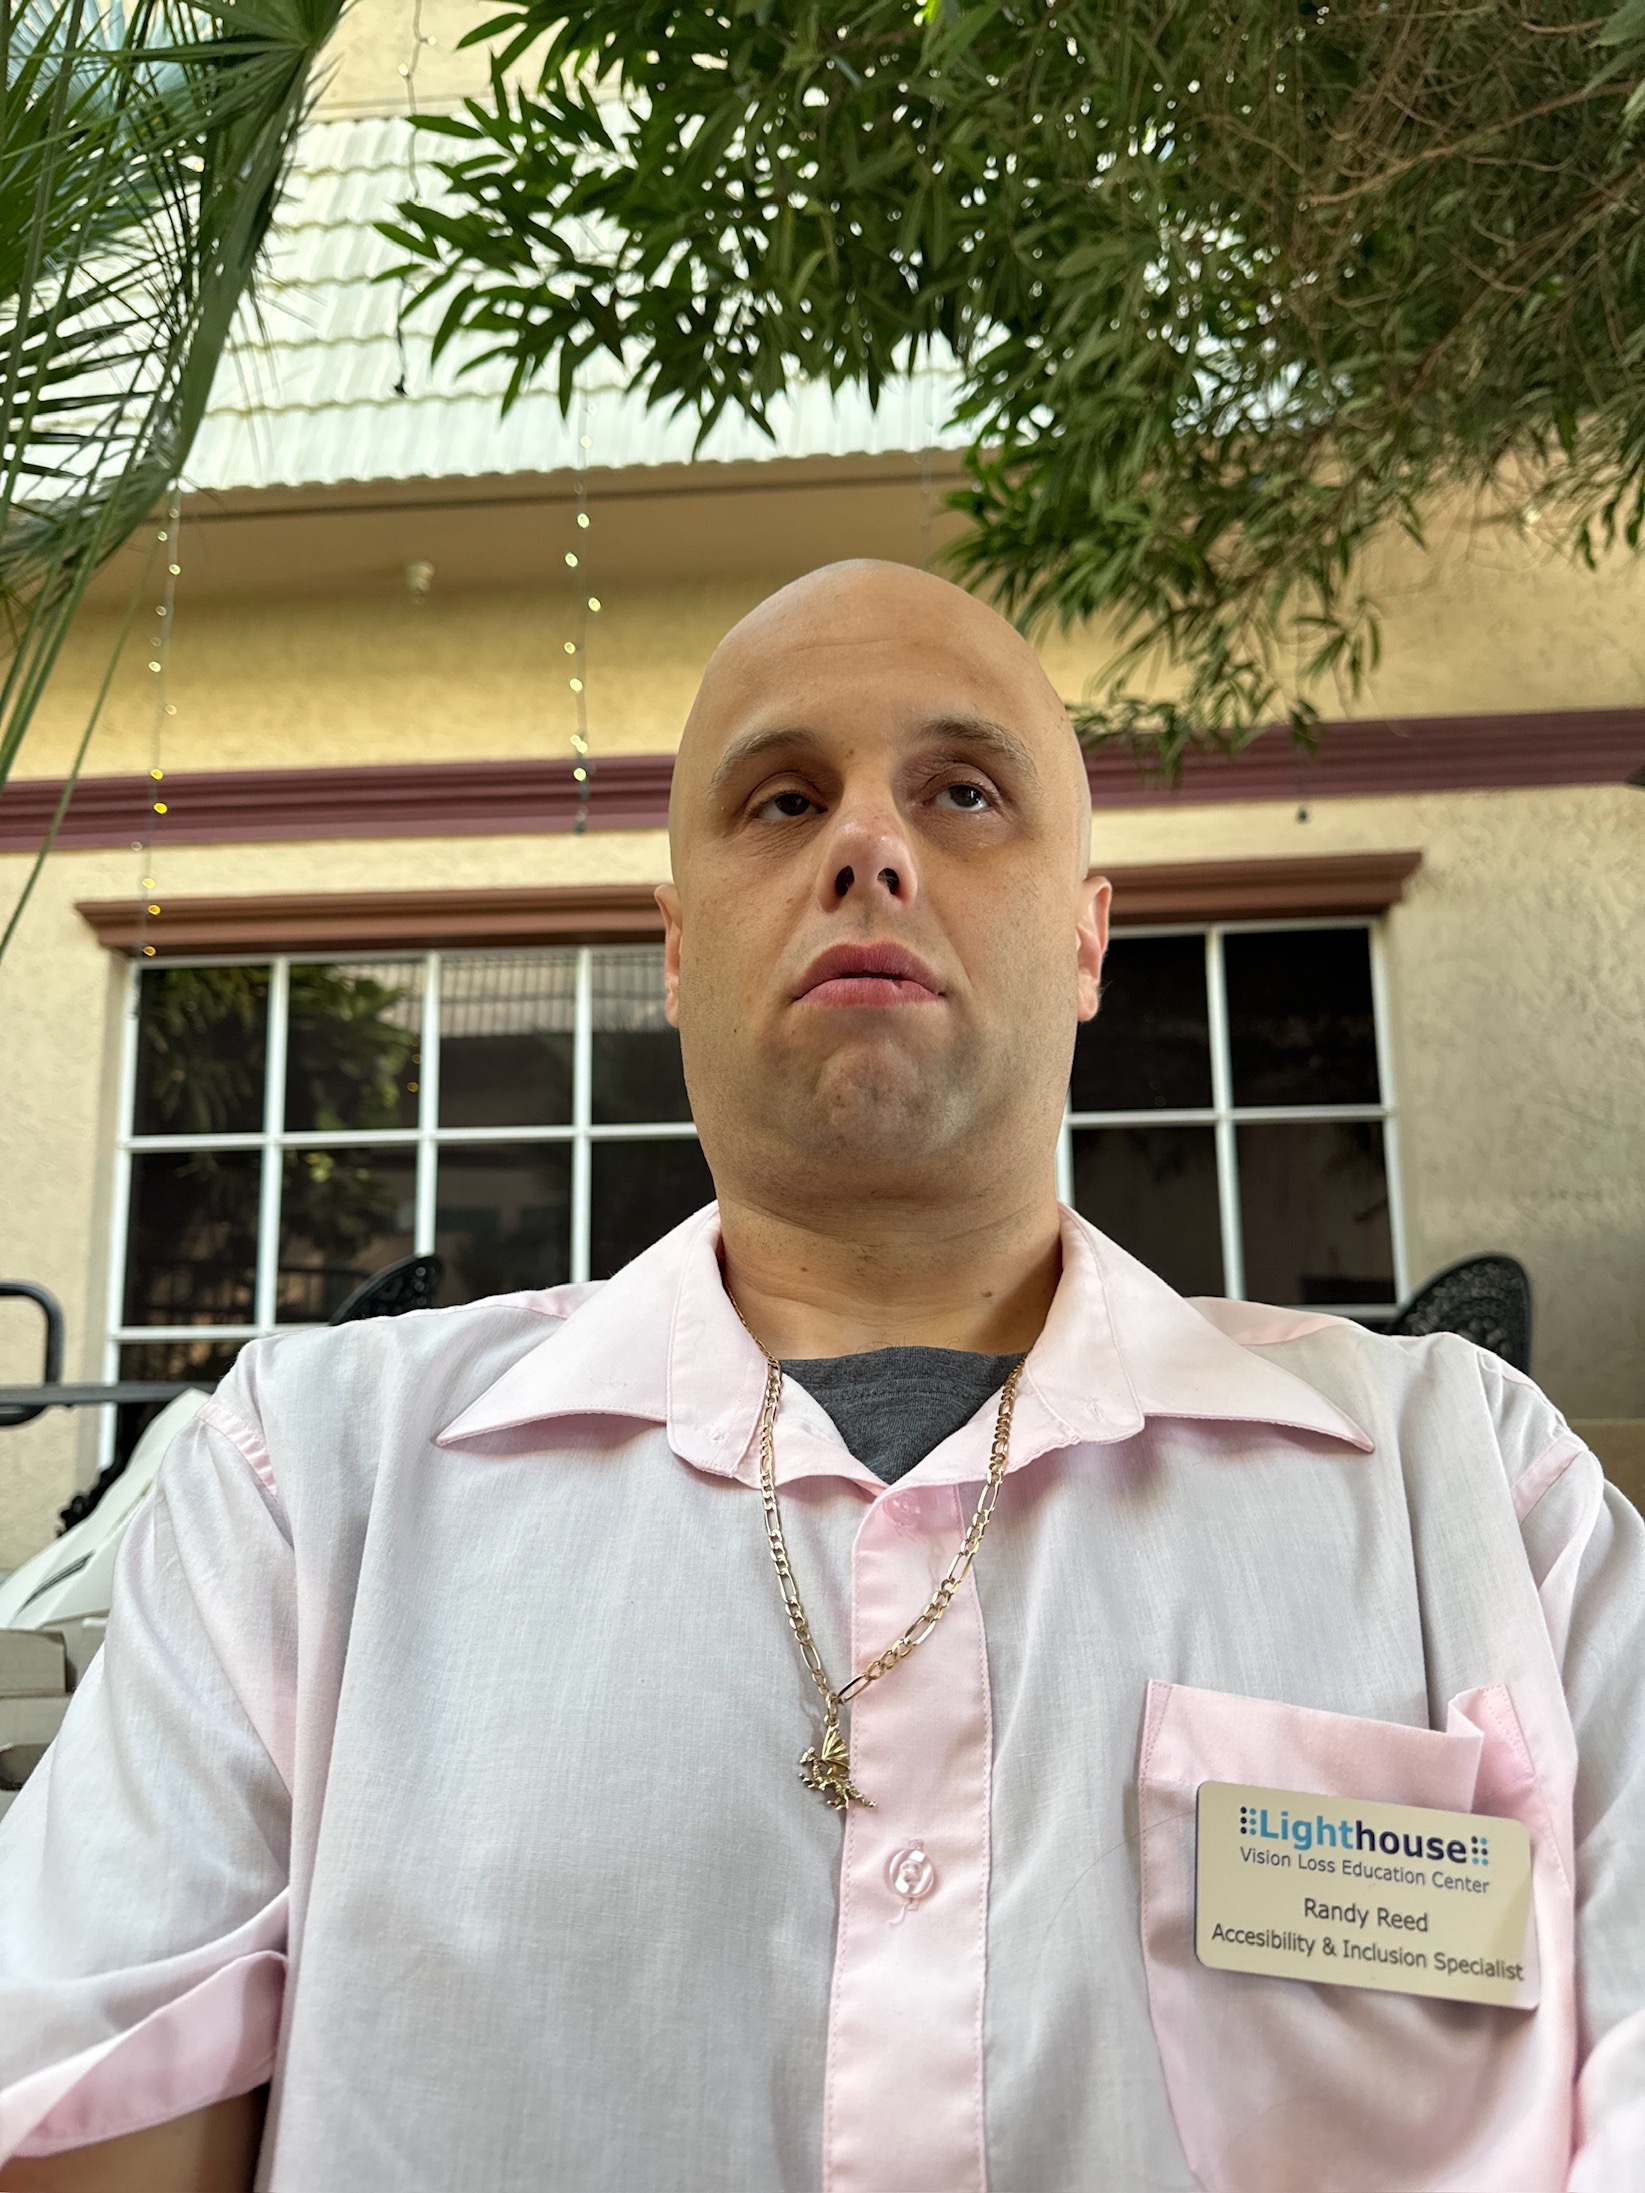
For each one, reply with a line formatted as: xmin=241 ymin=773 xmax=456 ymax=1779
xmin=591 ymin=947 xmax=691 ymax=1125
xmin=440 ymin=951 xmax=575 ymax=1128
xmin=276 ymin=1147 xmax=417 ymax=1323
xmin=590 ymin=1137 xmax=714 ymax=1279
xmin=1070 ymin=1126 xmax=1223 ymax=1296
xmin=133 ymin=966 xmax=269 ymax=1136
xmin=123 ymin=1150 xmax=262 ymax=1324
xmin=1224 ymin=929 xmax=1380 ymax=1106
xmin=1238 ymin=1121 xmax=1395 ymax=1305
xmin=285 ymin=961 xmax=422 ymax=1132
xmin=115 ymin=1337 xmax=243 ymax=1470
xmin=1070 ymin=935 xmax=1211 ymax=1113
xmin=436 ymin=1143 xmax=572 ymax=1301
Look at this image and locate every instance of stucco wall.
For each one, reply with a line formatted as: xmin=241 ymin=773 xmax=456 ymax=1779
xmin=314 ymin=0 xmax=511 ymax=118
xmin=15 ymin=485 xmax=1645 ymax=783
xmin=3 ymin=778 xmax=1640 ymax=1570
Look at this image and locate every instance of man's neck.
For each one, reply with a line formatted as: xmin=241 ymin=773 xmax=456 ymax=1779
xmin=716 ymin=1187 xmax=1063 ymax=1359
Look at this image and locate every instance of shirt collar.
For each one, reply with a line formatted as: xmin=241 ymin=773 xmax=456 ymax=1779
xmin=438 ymin=1201 xmax=1371 ymax=1478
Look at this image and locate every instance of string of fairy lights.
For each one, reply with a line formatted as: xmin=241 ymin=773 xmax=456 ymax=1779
xmin=389 ymin=0 xmax=602 ymax=824
xmin=564 ymin=392 xmax=600 ymax=833
xmin=134 ymin=493 xmax=182 ymax=960
xmin=392 ymin=0 xmax=435 ymax=399
xmin=130 ymin=440 xmax=607 ymax=959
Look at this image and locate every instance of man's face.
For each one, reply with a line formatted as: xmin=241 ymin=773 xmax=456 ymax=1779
xmin=661 ymin=564 xmax=1109 ymax=1205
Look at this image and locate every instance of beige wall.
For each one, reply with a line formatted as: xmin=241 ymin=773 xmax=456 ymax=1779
xmin=21 ymin=574 xmax=755 ymax=778
xmin=314 ymin=0 xmax=503 ymax=118
xmin=2 ymin=775 xmax=1640 ymax=1568
xmin=12 ymin=465 xmax=1645 ymax=783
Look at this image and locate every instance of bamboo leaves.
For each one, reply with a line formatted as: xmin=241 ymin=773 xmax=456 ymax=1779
xmin=386 ymin=1 xmax=1645 ymax=769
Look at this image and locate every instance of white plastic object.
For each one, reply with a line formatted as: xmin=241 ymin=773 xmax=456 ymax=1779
xmin=0 ymin=1390 xmax=207 ymax=1677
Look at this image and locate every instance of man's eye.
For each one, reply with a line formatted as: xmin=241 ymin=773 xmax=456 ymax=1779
xmin=937 ymin=781 xmax=992 ymax=811
xmin=760 ymin=790 xmax=817 ymax=820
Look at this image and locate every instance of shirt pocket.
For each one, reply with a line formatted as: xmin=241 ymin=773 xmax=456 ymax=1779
xmin=1136 ymin=1681 xmax=1576 ymax=2193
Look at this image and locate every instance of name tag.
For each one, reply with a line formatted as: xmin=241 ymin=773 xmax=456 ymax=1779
xmin=1195 ymin=1781 xmax=1538 ymax=2009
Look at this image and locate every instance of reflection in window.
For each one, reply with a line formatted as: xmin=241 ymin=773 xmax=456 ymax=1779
xmin=591 ymin=1138 xmax=714 ymax=1279
xmin=591 ymin=947 xmax=691 ymax=1124
xmin=437 ymin=1143 xmax=572 ymax=1299
xmin=440 ymin=952 xmax=575 ymax=1128
xmin=123 ymin=1150 xmax=261 ymax=1324
xmin=284 ymin=962 xmax=422 ymax=1132
xmin=1238 ymin=1121 xmax=1395 ymax=1305
xmin=1224 ymin=930 xmax=1380 ymax=1107
xmin=1070 ymin=1126 xmax=1223 ymax=1296
xmin=133 ymin=966 xmax=269 ymax=1136
xmin=1071 ymin=936 xmax=1212 ymax=1112
xmin=276 ymin=1147 xmax=417 ymax=1322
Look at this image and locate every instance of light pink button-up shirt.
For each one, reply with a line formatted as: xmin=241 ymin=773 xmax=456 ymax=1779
xmin=2 ymin=1207 xmax=1642 ymax=2190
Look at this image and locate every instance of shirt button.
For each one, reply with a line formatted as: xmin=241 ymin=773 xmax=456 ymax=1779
xmin=885 ymin=1843 xmax=938 ymax=1910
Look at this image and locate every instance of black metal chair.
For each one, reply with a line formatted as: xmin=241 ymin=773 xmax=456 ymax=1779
xmin=1385 ymin=1254 xmax=1532 ymax=1374
xmin=0 ymin=1283 xmax=63 ymax=1429
xmin=328 ymin=1254 xmax=443 ymax=1326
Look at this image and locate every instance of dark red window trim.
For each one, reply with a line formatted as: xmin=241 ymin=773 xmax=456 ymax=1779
xmin=6 ymin=708 xmax=1641 ymax=855
xmin=77 ymin=853 xmax=1422 ymax=957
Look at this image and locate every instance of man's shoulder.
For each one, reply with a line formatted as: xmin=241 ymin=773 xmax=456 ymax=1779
xmin=1190 ymin=1293 xmax=1574 ymax=1491
xmin=201 ymin=1284 xmax=605 ymax=1490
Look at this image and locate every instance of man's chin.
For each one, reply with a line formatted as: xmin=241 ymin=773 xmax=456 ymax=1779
xmin=784 ymin=1059 xmax=967 ymax=1167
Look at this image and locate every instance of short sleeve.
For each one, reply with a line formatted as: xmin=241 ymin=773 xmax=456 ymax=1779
xmin=0 ymin=1393 xmax=295 ymax=2162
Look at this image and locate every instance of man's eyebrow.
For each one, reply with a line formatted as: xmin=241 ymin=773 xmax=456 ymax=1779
xmin=923 ymin=715 xmax=1042 ymax=782
xmin=705 ymin=713 xmax=1042 ymax=796
xmin=707 ymin=725 xmax=822 ymax=796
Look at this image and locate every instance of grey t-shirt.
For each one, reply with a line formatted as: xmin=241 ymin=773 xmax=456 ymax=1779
xmin=779 ymin=1347 xmax=1025 ymax=1485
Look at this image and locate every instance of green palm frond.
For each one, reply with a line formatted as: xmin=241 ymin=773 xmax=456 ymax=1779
xmin=0 ymin=0 xmax=346 ymax=882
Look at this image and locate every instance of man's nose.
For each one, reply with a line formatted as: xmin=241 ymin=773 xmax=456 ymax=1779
xmin=817 ymin=800 xmax=920 ymax=912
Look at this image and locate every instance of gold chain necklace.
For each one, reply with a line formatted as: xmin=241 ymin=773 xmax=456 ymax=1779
xmin=747 ymin=1339 xmax=1025 ymax=1810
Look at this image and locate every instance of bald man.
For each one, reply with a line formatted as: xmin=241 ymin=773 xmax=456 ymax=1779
xmin=2 ymin=564 xmax=1641 ymax=2192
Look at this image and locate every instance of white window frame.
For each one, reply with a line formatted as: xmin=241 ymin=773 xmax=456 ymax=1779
xmin=103 ymin=919 xmax=1406 ymax=1465
xmin=99 ymin=942 xmax=697 ymax=1466
xmin=1056 ymin=915 xmax=1407 ymax=1314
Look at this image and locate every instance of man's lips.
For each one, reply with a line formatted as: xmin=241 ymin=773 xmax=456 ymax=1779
xmin=793 ymin=941 xmax=945 ymax=1009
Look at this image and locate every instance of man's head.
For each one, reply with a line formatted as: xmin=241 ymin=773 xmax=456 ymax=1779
xmin=659 ymin=560 xmax=1109 ymax=1222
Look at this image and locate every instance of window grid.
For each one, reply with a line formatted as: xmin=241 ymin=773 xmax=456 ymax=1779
xmin=412 ymin=949 xmax=442 ymax=1263
xmin=1056 ymin=916 xmax=1406 ymax=1317
xmin=253 ymin=956 xmax=290 ymax=1330
xmin=103 ymin=920 xmax=1407 ymax=1463
xmin=99 ymin=944 xmax=695 ymax=1466
xmin=1204 ymin=925 xmax=1243 ymax=1300
xmin=1368 ymin=919 xmax=1410 ymax=1305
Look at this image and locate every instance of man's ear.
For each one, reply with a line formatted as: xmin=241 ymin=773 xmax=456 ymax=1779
xmin=656 ymin=882 xmax=683 ymax=1029
xmin=1075 ymin=871 xmax=1111 ymax=1022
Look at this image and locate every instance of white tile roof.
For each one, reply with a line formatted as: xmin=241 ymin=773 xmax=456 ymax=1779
xmin=188 ymin=115 xmax=968 ymax=493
